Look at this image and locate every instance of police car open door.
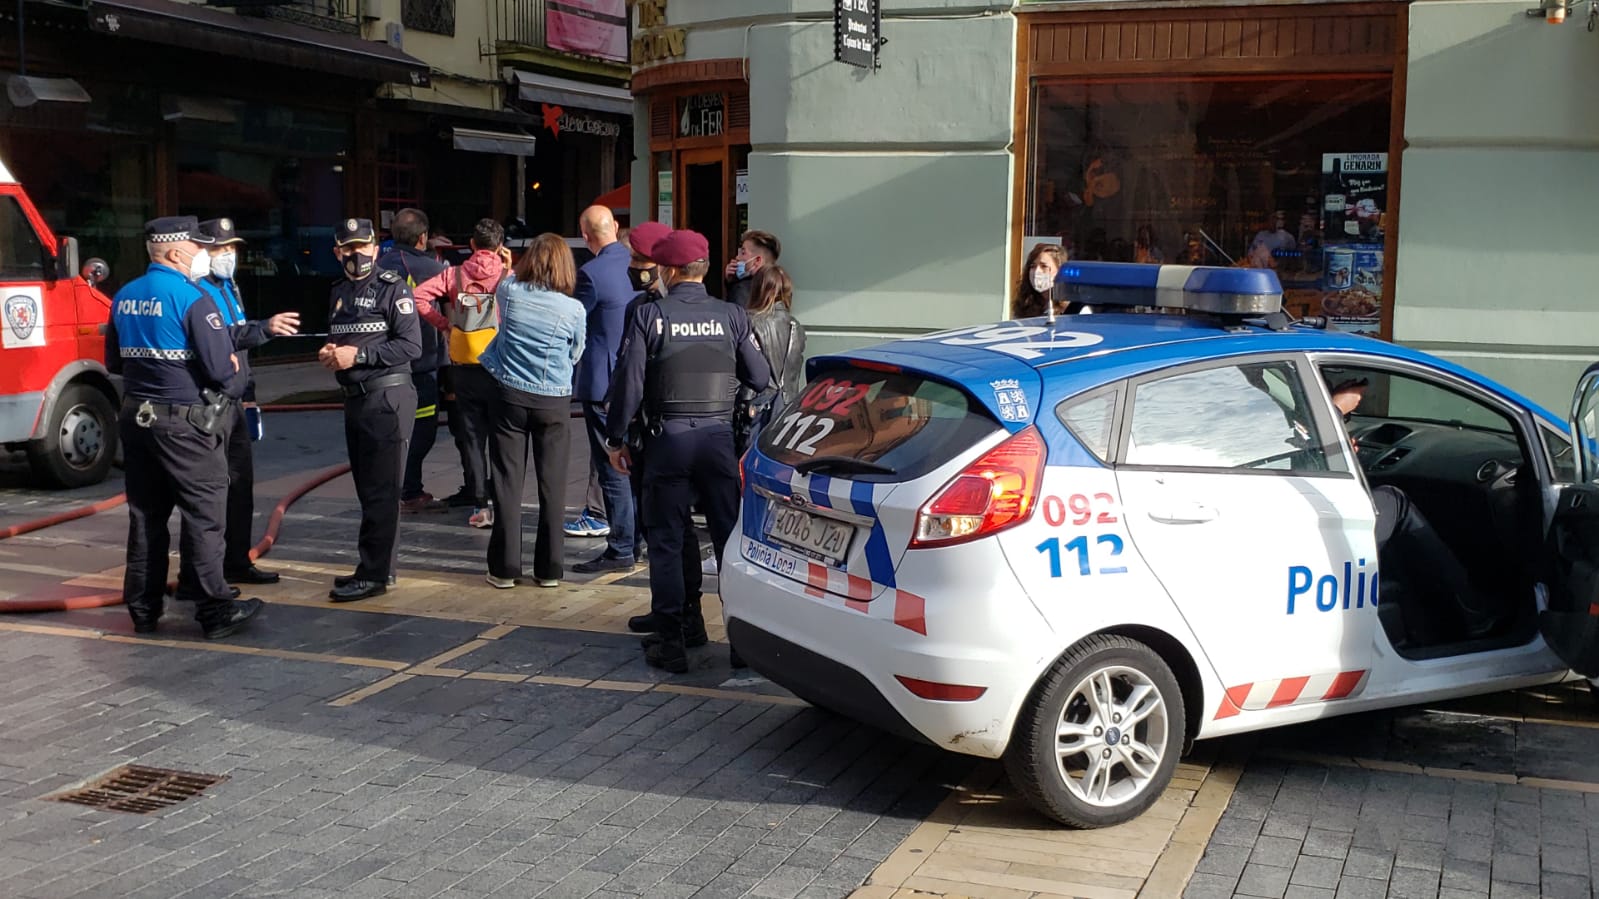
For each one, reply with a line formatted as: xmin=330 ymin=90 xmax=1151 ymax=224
xmin=1541 ymin=363 xmax=1599 ymax=677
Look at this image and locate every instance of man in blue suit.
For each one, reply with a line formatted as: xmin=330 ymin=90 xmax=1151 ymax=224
xmin=571 ymin=205 xmax=641 ymax=573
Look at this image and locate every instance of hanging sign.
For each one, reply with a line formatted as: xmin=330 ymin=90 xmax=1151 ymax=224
xmin=834 ymin=0 xmax=882 ymax=69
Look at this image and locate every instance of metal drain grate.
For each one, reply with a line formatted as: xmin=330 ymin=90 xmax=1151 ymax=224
xmin=51 ymin=765 xmax=228 ymax=814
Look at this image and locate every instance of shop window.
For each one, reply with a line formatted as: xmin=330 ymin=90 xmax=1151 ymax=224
xmin=0 ymin=197 xmax=47 ymax=281
xmin=402 ymin=0 xmax=455 ymax=36
xmin=1027 ymin=77 xmax=1391 ymax=334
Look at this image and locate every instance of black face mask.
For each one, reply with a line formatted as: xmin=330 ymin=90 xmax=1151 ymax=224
xmin=343 ymin=253 xmax=375 ymax=280
xmin=627 ymin=267 xmax=656 ymax=293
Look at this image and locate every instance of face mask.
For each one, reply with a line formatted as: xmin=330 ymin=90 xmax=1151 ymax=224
xmin=343 ymin=252 xmax=374 ymax=280
xmin=627 ymin=267 xmax=655 ymax=292
xmin=734 ymin=261 xmax=749 ymax=280
xmin=185 ymin=248 xmax=212 ymax=281
xmin=1031 ymin=268 xmax=1054 ymax=295
xmin=210 ymin=251 xmax=237 ymax=281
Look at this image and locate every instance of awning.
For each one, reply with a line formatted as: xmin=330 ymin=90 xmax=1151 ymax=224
xmin=509 ymin=70 xmax=631 ymax=116
xmin=452 ymin=127 xmax=536 ymax=157
xmin=87 ymin=0 xmax=430 ymax=86
xmin=594 ymin=182 xmax=630 ymax=212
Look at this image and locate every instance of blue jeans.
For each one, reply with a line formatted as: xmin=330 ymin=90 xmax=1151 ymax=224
xmin=583 ymin=401 xmax=636 ymax=558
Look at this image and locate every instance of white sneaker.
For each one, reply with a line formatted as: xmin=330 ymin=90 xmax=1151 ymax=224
xmin=536 ymin=578 xmax=560 ymax=588
xmin=485 ymin=574 xmax=516 ymax=589
xmin=469 ymin=505 xmax=494 ymax=529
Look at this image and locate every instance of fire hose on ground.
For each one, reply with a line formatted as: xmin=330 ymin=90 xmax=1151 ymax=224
xmin=0 ymin=395 xmax=587 ymax=613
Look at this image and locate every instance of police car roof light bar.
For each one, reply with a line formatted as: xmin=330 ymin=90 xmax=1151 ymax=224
xmin=1054 ymin=262 xmax=1283 ymax=317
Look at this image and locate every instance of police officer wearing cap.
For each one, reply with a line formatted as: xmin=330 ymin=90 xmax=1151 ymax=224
xmin=605 ymin=229 xmax=770 ymax=672
xmin=106 ymin=216 xmax=264 ymax=639
xmin=196 ymin=217 xmax=301 ymax=586
xmin=321 ymin=217 xmax=422 ymax=602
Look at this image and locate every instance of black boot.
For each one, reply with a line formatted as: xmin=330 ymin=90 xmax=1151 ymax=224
xmin=128 ymin=604 xmax=163 ymax=635
xmin=645 ymin=638 xmax=688 ymax=674
xmin=627 ymin=612 xmax=667 ymax=633
xmin=201 ymin=598 xmax=263 ymax=640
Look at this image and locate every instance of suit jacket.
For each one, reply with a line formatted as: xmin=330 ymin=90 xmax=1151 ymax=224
xmin=573 ymin=241 xmax=634 ymax=402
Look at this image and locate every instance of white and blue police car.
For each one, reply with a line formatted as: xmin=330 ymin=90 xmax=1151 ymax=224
xmin=721 ymin=261 xmax=1599 ymax=828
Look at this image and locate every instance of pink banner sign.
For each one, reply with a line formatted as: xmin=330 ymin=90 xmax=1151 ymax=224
xmin=546 ymin=0 xmax=628 ymax=63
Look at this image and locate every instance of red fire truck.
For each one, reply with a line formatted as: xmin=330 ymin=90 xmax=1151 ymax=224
xmin=0 ymin=159 xmax=119 ymax=487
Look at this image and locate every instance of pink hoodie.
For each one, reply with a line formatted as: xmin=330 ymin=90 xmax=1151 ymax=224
xmin=412 ymin=249 xmax=508 ymax=333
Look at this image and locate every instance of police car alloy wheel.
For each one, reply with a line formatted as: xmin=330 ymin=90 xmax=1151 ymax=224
xmin=1004 ymin=635 xmax=1185 ymax=828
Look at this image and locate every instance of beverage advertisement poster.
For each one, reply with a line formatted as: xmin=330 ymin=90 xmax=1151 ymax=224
xmin=1321 ymin=153 xmax=1387 ymax=335
xmin=546 ymin=0 xmax=628 ymax=63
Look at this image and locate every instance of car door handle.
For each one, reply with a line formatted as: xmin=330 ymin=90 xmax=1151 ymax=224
xmin=1148 ymin=502 xmax=1218 ymax=524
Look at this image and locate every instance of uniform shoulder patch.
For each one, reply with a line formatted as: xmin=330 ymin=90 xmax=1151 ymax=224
xmin=377 ymin=270 xmax=401 ymax=283
xmin=206 ymin=312 xmax=223 ymax=330
xmin=397 ymin=298 xmax=415 ymax=315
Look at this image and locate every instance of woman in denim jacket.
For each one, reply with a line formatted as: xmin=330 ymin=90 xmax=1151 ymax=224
xmin=479 ymin=233 xmax=586 ymax=589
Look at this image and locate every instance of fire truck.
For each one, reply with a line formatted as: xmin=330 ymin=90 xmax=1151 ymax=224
xmin=0 ymin=159 xmax=119 ymax=487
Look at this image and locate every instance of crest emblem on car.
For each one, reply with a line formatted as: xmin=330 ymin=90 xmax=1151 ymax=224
xmin=789 ymin=494 xmax=808 ymax=508
xmin=5 ymin=293 xmax=37 ymax=341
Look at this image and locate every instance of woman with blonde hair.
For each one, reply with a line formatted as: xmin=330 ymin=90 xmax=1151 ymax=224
xmin=478 ymin=233 xmax=586 ymax=589
xmin=738 ymin=264 xmax=806 ymax=454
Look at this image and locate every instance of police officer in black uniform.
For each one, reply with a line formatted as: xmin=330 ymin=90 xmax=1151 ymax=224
xmin=605 ymin=229 xmax=770 ymax=672
xmin=322 ymin=217 xmax=422 ymax=602
xmin=196 ymin=217 xmax=301 ymax=586
xmin=106 ymin=216 xmax=263 ymax=639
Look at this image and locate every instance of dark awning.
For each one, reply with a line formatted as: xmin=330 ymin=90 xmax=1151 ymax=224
xmin=451 ymin=127 xmax=536 ymax=157
xmin=87 ymin=0 xmax=430 ymax=86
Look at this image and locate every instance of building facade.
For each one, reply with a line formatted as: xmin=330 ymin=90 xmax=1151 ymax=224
xmin=630 ymin=0 xmax=1599 ymax=413
xmin=0 ymin=0 xmax=629 ymax=330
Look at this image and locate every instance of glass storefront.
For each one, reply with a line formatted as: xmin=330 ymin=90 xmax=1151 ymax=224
xmin=0 ymin=80 xmax=159 ymax=281
xmin=175 ymin=100 xmax=351 ymax=330
xmin=1026 ymin=76 xmax=1392 ymax=333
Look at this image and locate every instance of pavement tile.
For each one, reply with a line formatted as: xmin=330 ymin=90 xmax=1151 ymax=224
xmin=1490 ymin=852 xmax=1540 ymax=885
xmin=1182 ymin=871 xmax=1240 ymax=899
xmin=1301 ymin=828 xmax=1352 ymax=860
xmin=1289 ymin=855 xmax=1344 ymax=890
xmin=1283 ymin=887 xmax=1336 ymax=899
xmin=1249 ymin=835 xmax=1304 ymax=869
xmin=1331 ymin=876 xmax=1388 ymax=899
xmin=1388 ymin=866 xmax=1442 ymax=899
xmin=1236 ymin=861 xmax=1292 ymax=898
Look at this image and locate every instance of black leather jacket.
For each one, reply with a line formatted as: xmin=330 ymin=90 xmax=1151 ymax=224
xmin=743 ymin=306 xmax=806 ymax=412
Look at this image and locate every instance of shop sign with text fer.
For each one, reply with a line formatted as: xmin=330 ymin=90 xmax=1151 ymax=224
xmin=835 ymin=0 xmax=881 ymax=69
xmin=678 ymin=93 xmax=724 ymax=138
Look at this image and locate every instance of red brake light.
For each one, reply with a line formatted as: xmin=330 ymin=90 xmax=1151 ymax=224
xmin=739 ymin=448 xmax=750 ymax=493
xmin=894 ymin=675 xmax=988 ymax=702
xmin=910 ymin=425 xmax=1045 ymax=548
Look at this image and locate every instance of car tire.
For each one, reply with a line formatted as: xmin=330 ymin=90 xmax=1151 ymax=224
xmin=1004 ymin=633 xmax=1186 ymax=828
xmin=26 ymin=383 xmax=118 ymax=489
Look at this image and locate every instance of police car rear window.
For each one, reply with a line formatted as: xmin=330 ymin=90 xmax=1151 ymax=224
xmin=757 ymin=364 xmax=1002 ymax=482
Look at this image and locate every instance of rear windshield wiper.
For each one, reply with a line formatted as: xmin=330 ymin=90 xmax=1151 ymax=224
xmin=794 ymin=456 xmax=897 ymax=476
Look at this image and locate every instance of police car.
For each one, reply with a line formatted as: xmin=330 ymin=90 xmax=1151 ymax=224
xmin=722 ymin=262 xmax=1599 ymax=828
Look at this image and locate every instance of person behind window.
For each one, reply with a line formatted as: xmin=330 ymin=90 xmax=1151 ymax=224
xmin=1247 ymin=209 xmax=1297 ymax=268
xmin=1012 ymin=243 xmax=1090 ymax=319
xmin=1134 ymin=224 xmax=1165 ymax=264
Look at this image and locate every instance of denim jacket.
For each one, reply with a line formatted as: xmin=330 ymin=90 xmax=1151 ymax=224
xmin=479 ymin=279 xmax=586 ymax=397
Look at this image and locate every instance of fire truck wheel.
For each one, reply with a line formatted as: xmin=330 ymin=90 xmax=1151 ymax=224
xmin=27 ymin=383 xmax=117 ymax=489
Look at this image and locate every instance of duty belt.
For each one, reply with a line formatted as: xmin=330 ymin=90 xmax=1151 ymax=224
xmin=341 ymin=372 xmax=411 ymax=398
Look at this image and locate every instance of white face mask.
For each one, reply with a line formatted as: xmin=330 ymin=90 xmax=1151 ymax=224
xmin=210 ymin=251 xmax=237 ymax=281
xmin=185 ymin=248 xmax=212 ymax=281
xmin=1031 ymin=268 xmax=1054 ymax=294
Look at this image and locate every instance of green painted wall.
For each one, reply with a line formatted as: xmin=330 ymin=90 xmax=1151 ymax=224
xmin=1396 ymin=0 xmax=1599 ymax=412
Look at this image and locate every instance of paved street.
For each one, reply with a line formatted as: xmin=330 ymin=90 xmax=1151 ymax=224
xmin=3 ymin=363 xmax=1599 ymax=899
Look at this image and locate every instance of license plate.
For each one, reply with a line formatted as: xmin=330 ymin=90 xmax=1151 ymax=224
xmin=765 ymin=504 xmax=855 ymax=567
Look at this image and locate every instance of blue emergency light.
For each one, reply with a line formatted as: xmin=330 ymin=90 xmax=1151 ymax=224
xmin=1055 ymin=262 xmax=1283 ymax=316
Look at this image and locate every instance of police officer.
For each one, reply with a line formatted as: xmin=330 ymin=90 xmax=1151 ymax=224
xmin=196 ymin=217 xmax=301 ymax=585
xmin=604 ymin=229 xmax=770 ymax=672
xmin=106 ymin=216 xmax=263 ymax=639
xmin=322 ymin=217 xmax=422 ymax=602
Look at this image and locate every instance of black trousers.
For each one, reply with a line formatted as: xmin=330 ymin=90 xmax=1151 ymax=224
xmin=1373 ymin=484 xmax=1495 ymax=640
xmin=450 ymin=364 xmax=496 ymax=505
xmin=487 ymin=387 xmax=570 ymax=581
xmin=643 ymin=418 xmax=740 ymax=639
xmin=222 ymin=402 xmax=255 ymax=573
xmin=402 ymin=370 xmax=440 ymax=501
xmin=121 ymin=401 xmax=233 ymax=627
xmin=344 ymin=383 xmax=417 ymax=581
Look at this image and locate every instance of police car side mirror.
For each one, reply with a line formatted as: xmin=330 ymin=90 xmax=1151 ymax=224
xmin=81 ymin=258 xmax=110 ymax=286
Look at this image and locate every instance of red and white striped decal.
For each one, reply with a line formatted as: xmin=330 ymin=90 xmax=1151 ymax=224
xmin=744 ymin=536 xmax=927 ymax=636
xmin=1213 ymin=669 xmax=1367 ymax=720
